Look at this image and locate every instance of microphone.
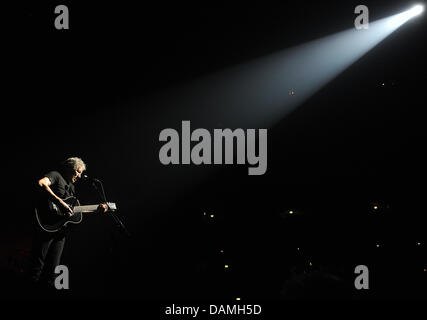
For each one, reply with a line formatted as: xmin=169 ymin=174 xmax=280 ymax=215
xmin=82 ymin=175 xmax=100 ymax=182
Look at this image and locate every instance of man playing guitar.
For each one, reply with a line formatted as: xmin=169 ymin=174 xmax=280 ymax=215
xmin=26 ymin=157 xmax=108 ymax=289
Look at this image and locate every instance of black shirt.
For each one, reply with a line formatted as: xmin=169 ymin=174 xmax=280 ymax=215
xmin=44 ymin=170 xmax=75 ymax=199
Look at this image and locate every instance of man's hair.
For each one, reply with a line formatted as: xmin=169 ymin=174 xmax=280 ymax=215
xmin=62 ymin=157 xmax=87 ymax=172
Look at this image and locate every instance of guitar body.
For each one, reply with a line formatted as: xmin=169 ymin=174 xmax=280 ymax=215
xmin=35 ymin=196 xmax=83 ymax=232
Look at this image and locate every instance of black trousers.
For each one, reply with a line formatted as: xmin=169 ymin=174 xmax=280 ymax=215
xmin=27 ymin=228 xmax=67 ymax=286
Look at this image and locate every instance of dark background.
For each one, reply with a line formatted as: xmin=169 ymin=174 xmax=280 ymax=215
xmin=1 ymin=0 xmax=426 ymax=301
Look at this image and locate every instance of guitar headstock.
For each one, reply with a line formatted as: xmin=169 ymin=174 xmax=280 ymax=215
xmin=106 ymin=202 xmax=117 ymax=211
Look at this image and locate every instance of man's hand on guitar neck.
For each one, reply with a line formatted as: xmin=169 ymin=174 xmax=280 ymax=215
xmin=97 ymin=203 xmax=109 ymax=214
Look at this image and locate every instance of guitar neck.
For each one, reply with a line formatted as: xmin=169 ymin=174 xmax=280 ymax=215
xmin=73 ymin=205 xmax=99 ymax=213
xmin=72 ymin=202 xmax=117 ymax=213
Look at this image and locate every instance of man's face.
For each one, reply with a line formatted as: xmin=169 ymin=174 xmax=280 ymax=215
xmin=71 ymin=167 xmax=84 ymax=183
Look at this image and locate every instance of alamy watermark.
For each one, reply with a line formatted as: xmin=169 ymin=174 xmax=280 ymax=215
xmin=54 ymin=265 xmax=70 ymax=290
xmin=54 ymin=5 xmax=69 ymax=30
xmin=355 ymin=5 xmax=369 ymax=29
xmin=354 ymin=265 xmax=369 ymax=290
xmin=159 ymin=121 xmax=267 ymax=175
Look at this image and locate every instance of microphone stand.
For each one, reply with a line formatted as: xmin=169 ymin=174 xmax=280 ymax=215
xmin=91 ymin=178 xmax=131 ymax=238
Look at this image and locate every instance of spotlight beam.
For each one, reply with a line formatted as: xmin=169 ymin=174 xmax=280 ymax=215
xmin=147 ymin=5 xmax=424 ymax=132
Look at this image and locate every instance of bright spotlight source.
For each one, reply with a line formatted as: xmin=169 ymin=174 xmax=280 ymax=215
xmin=411 ymin=4 xmax=424 ymax=16
xmin=388 ymin=4 xmax=424 ymax=28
